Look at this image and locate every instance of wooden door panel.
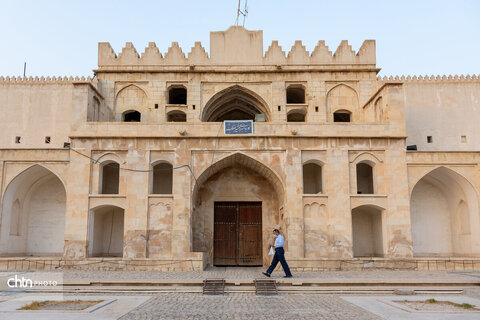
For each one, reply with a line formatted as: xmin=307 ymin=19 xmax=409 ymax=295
xmin=213 ymin=202 xmax=237 ymax=266
xmin=238 ymin=203 xmax=262 ymax=266
xmin=214 ymin=202 xmax=262 ymax=266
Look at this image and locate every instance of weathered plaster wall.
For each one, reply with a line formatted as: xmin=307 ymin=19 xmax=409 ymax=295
xmin=403 ymin=79 xmax=480 ymax=151
xmin=0 ymin=82 xmax=73 ymax=149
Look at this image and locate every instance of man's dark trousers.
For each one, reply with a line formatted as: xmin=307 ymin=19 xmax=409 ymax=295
xmin=266 ymin=247 xmax=292 ymax=276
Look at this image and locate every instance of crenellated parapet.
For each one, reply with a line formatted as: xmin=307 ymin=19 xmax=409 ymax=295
xmin=97 ymin=26 xmax=376 ymax=70
xmin=0 ymin=76 xmax=93 ymax=84
xmin=377 ymin=74 xmax=480 ymax=83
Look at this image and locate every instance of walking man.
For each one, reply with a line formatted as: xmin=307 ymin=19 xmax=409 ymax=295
xmin=262 ymin=229 xmax=292 ymax=278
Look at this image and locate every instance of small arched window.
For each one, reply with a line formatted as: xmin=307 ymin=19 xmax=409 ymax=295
xmin=123 ymin=110 xmax=141 ymax=122
xmin=287 ymin=111 xmax=306 ymax=122
xmin=100 ymin=161 xmax=120 ymax=194
xmin=168 ymin=86 xmax=187 ymax=105
xmin=151 ymin=162 xmax=173 ymax=194
xmin=333 ymin=110 xmax=351 ymax=122
xmin=167 ymin=111 xmax=187 ymax=122
xmin=303 ymin=163 xmax=323 ymax=194
xmin=356 ymin=162 xmax=374 ymax=194
xmin=286 ymin=86 xmax=305 ymax=104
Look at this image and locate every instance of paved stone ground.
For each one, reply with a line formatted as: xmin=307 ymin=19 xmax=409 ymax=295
xmin=118 ymin=293 xmax=382 ymax=320
xmin=56 ymin=268 xmax=480 ymax=283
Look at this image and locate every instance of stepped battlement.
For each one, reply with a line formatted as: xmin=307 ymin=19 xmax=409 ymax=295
xmin=0 ymin=75 xmax=92 ymax=84
xmin=97 ymin=26 xmax=376 ymax=69
xmin=377 ymin=74 xmax=480 ymax=82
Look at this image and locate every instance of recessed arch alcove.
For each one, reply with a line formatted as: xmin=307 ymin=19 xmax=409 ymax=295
xmin=88 ymin=205 xmax=124 ymax=257
xmin=0 ymin=165 xmax=66 ymax=256
xmin=410 ymin=166 xmax=480 ymax=257
xmin=201 ymin=85 xmax=271 ymax=122
xmin=191 ymin=152 xmax=285 ymax=267
xmin=351 ymin=204 xmax=385 ymax=257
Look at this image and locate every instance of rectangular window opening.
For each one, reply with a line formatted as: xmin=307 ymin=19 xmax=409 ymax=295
xmin=315 ymin=106 xmax=319 ymax=112
xmin=154 ymin=104 xmax=159 ymax=109
xmin=427 ymin=136 xmax=433 ymax=143
xmin=277 ymin=106 xmax=281 ymax=111
xmin=15 ymin=136 xmax=21 ymax=144
xmin=45 ymin=136 xmax=51 ymax=144
xmin=461 ymin=135 xmax=467 ymax=143
xmin=192 ymin=105 xmax=196 ymax=110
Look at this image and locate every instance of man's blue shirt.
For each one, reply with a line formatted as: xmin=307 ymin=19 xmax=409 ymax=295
xmin=274 ymin=234 xmax=285 ymax=248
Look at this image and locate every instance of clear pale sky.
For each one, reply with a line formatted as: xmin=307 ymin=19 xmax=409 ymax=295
xmin=1 ymin=0 xmax=479 ymax=77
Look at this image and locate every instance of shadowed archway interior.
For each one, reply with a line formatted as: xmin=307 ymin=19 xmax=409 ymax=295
xmin=202 ymin=85 xmax=271 ymax=122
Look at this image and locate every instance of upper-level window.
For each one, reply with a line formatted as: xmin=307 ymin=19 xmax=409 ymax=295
xmin=286 ymin=86 xmax=305 ymax=104
xmin=167 ymin=110 xmax=187 ymax=122
xmin=303 ymin=163 xmax=322 ymax=194
xmin=100 ymin=161 xmax=120 ymax=194
xmin=356 ymin=162 xmax=374 ymax=194
xmin=151 ymin=162 xmax=173 ymax=194
xmin=168 ymin=86 xmax=187 ymax=105
xmin=333 ymin=110 xmax=351 ymax=122
xmin=287 ymin=111 xmax=306 ymax=122
xmin=123 ymin=110 xmax=141 ymax=122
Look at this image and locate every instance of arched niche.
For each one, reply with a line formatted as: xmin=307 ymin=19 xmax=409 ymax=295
xmin=115 ymin=84 xmax=147 ymax=120
xmin=410 ymin=167 xmax=480 ymax=257
xmin=168 ymin=85 xmax=187 ymax=105
xmin=303 ymin=162 xmax=323 ymax=194
xmin=150 ymin=161 xmax=173 ymax=194
xmin=287 ymin=110 xmax=306 ymax=122
xmin=327 ymin=84 xmax=358 ymax=122
xmin=167 ymin=110 xmax=187 ymax=122
xmin=0 ymin=165 xmax=66 ymax=256
xmin=122 ymin=110 xmax=141 ymax=122
xmin=351 ymin=205 xmax=385 ymax=257
xmin=88 ymin=205 xmax=124 ymax=257
xmin=286 ymin=85 xmax=305 ymax=104
xmin=202 ymin=85 xmax=271 ymax=122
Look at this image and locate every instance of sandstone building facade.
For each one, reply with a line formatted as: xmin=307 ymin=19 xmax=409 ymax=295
xmin=1 ymin=27 xmax=480 ymax=271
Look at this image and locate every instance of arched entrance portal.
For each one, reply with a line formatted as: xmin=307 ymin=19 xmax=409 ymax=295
xmin=410 ymin=167 xmax=480 ymax=257
xmin=192 ymin=153 xmax=284 ymax=267
xmin=202 ymin=85 xmax=271 ymax=122
xmin=0 ymin=165 xmax=66 ymax=256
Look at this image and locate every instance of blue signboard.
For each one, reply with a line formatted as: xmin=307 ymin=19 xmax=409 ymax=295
xmin=224 ymin=120 xmax=254 ymax=135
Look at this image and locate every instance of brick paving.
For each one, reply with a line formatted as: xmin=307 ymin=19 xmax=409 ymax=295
xmin=118 ymin=293 xmax=382 ymax=320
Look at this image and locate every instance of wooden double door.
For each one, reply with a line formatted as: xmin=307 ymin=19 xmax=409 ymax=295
xmin=213 ymin=202 xmax=262 ymax=266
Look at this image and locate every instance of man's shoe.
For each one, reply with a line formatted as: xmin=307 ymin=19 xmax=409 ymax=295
xmin=283 ymin=275 xmax=292 ymax=278
xmin=262 ymin=272 xmax=271 ymax=277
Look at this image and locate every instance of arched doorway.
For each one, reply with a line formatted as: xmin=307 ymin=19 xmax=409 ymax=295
xmin=0 ymin=165 xmax=66 ymax=256
xmin=410 ymin=167 xmax=479 ymax=257
xmin=192 ymin=153 xmax=284 ymax=267
xmin=201 ymin=85 xmax=271 ymax=122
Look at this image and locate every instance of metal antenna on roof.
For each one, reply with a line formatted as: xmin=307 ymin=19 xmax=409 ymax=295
xmin=236 ymin=0 xmax=248 ymax=27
